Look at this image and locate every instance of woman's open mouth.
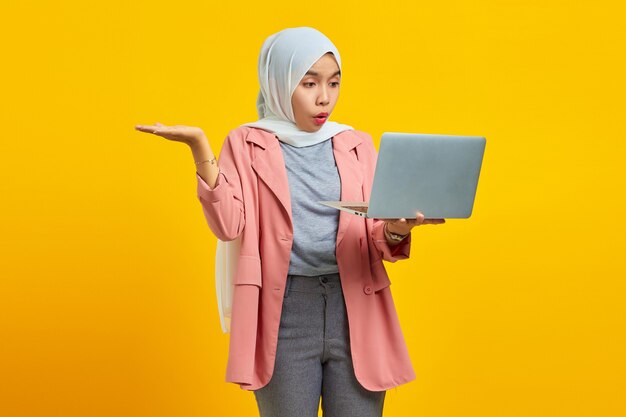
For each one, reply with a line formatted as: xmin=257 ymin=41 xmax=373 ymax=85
xmin=313 ymin=112 xmax=328 ymax=125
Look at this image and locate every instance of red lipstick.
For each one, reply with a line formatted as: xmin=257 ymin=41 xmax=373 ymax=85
xmin=313 ymin=112 xmax=328 ymax=125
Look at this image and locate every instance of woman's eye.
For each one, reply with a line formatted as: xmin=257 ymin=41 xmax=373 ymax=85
xmin=303 ymin=81 xmax=339 ymax=87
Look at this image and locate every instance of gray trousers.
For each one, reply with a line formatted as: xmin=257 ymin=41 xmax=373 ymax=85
xmin=253 ymin=273 xmax=386 ymax=417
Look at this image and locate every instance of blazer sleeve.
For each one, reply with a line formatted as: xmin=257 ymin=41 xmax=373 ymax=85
xmin=358 ymin=131 xmax=411 ymax=263
xmin=196 ymin=131 xmax=246 ymax=241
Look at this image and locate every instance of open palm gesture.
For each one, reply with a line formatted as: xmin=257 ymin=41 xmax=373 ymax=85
xmin=135 ymin=122 xmax=206 ymax=146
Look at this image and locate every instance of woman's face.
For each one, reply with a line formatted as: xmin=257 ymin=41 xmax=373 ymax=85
xmin=291 ymin=52 xmax=341 ymax=132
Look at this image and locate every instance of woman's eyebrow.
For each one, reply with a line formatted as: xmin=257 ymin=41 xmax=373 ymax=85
xmin=304 ymin=70 xmax=341 ymax=77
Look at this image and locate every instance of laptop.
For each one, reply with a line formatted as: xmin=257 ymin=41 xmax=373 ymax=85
xmin=319 ymin=132 xmax=486 ymax=219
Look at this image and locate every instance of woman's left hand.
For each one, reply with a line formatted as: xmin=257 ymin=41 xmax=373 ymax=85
xmin=385 ymin=212 xmax=445 ymax=236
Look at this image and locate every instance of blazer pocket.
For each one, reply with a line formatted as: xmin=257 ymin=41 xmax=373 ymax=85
xmin=361 ymin=236 xmax=390 ymax=292
xmin=370 ymin=259 xmax=392 ymax=293
xmin=373 ymin=274 xmax=391 ymax=292
xmin=234 ymin=255 xmax=263 ymax=287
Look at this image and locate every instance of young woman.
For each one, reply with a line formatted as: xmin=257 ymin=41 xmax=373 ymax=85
xmin=135 ymin=27 xmax=444 ymax=417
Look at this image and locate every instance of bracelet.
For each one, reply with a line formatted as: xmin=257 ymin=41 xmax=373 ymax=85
xmin=195 ymin=157 xmax=217 ymax=166
xmin=384 ymin=222 xmax=409 ymax=242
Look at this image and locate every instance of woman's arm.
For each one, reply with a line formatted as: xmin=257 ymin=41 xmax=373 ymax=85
xmin=134 ymin=123 xmax=246 ymax=241
xmin=193 ymin=133 xmax=246 ymax=242
xmin=356 ymin=130 xmax=444 ymax=261
xmin=370 ymin=218 xmax=411 ymax=262
xmin=191 ymin=136 xmax=220 ymax=189
xmin=354 ymin=131 xmax=412 ymax=262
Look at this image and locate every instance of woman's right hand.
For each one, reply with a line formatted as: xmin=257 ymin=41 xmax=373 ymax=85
xmin=134 ymin=122 xmax=208 ymax=148
xmin=135 ymin=122 xmax=220 ymax=188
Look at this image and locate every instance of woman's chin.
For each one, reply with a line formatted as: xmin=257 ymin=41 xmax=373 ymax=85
xmin=305 ymin=124 xmax=323 ymax=132
xmin=295 ymin=119 xmax=324 ymax=132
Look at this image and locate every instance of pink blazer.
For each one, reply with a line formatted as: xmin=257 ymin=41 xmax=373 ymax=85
xmin=196 ymin=126 xmax=415 ymax=391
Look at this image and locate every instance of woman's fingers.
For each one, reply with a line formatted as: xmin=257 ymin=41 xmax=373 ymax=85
xmin=135 ymin=123 xmax=206 ymax=146
xmin=401 ymin=212 xmax=424 ymax=227
xmin=422 ymin=219 xmax=446 ymax=224
xmin=380 ymin=212 xmax=444 ymax=236
xmin=135 ymin=124 xmax=163 ymax=134
xmin=411 ymin=212 xmax=445 ymax=225
xmin=387 ymin=214 xmax=445 ymax=230
xmin=152 ymin=127 xmax=170 ymax=135
xmin=152 ymin=122 xmax=165 ymax=133
xmin=135 ymin=123 xmax=175 ymax=137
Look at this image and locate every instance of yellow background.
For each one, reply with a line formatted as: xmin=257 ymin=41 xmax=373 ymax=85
xmin=1 ymin=1 xmax=625 ymax=416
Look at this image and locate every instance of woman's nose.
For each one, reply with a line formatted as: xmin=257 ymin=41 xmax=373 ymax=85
xmin=317 ymin=86 xmax=330 ymax=105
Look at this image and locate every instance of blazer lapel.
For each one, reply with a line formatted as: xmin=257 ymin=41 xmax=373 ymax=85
xmin=249 ymin=131 xmax=293 ymax=226
xmin=333 ymin=131 xmax=364 ymax=247
xmin=247 ymin=128 xmax=364 ymax=247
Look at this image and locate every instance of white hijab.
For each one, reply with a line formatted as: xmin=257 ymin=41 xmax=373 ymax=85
xmin=216 ymin=27 xmax=353 ymax=333
xmin=241 ymin=26 xmax=354 ymax=147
